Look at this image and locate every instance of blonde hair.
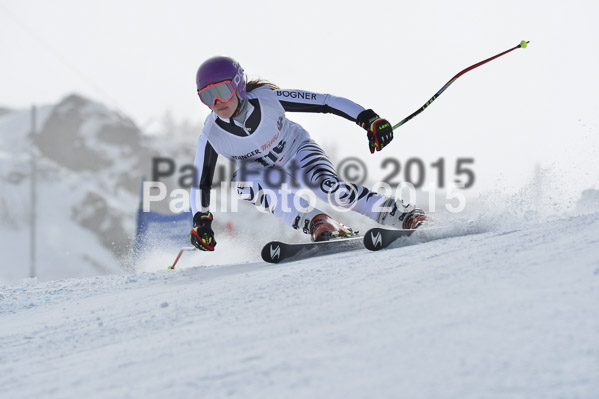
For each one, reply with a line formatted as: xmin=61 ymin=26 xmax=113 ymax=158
xmin=246 ymin=78 xmax=280 ymax=92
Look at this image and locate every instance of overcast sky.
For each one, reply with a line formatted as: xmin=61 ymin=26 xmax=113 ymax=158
xmin=2 ymin=0 xmax=598 ymax=197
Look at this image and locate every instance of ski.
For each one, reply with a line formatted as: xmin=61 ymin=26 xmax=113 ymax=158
xmin=364 ymin=223 xmax=485 ymax=251
xmin=261 ymin=236 xmax=364 ymax=264
xmin=363 ymin=228 xmax=417 ymax=251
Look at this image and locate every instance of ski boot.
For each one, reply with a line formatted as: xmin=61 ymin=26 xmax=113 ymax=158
xmin=377 ymin=198 xmax=427 ymax=230
xmin=309 ymin=213 xmax=356 ymax=242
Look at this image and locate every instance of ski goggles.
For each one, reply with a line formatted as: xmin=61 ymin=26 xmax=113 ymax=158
xmin=197 ymin=80 xmax=236 ymax=107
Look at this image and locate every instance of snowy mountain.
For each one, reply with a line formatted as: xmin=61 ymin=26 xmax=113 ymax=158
xmin=0 ymin=107 xmax=14 ymax=118
xmin=1 ymin=209 xmax=598 ymax=398
xmin=0 ymin=94 xmax=198 ymax=283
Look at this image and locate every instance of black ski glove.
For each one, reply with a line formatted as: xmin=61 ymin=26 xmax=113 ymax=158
xmin=356 ymin=109 xmax=394 ymax=154
xmin=190 ymin=211 xmax=216 ymax=251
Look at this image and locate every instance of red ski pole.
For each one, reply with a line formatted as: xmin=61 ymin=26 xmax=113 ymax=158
xmin=168 ymin=247 xmax=196 ymax=270
xmin=393 ymin=40 xmax=530 ymax=130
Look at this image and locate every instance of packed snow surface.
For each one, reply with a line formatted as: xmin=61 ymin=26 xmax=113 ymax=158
xmin=1 ymin=212 xmax=599 ymax=398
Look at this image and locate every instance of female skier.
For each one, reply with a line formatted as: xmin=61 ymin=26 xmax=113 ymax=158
xmin=190 ymin=56 xmax=426 ymax=251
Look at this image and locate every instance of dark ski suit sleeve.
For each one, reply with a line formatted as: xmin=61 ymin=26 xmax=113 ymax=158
xmin=275 ymin=89 xmax=366 ymax=122
xmin=190 ymin=134 xmax=218 ymax=214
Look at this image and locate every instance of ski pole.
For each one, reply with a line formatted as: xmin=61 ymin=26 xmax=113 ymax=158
xmin=393 ymin=40 xmax=529 ymax=131
xmin=168 ymin=246 xmax=196 ymax=269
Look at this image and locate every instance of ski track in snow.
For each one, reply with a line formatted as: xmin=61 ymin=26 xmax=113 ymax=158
xmin=1 ymin=214 xmax=599 ymax=399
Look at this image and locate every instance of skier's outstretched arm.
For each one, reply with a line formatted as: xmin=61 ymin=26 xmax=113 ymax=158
xmin=275 ymin=89 xmax=394 ymax=153
xmin=190 ymin=135 xmax=218 ymax=251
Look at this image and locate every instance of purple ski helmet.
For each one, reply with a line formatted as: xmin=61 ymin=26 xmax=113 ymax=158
xmin=196 ymin=56 xmax=246 ymax=100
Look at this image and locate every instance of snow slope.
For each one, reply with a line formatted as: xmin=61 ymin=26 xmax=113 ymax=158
xmin=1 ymin=211 xmax=598 ymax=399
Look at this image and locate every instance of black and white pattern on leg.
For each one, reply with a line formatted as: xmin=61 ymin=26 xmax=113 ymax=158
xmin=295 ymin=140 xmax=381 ymax=216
